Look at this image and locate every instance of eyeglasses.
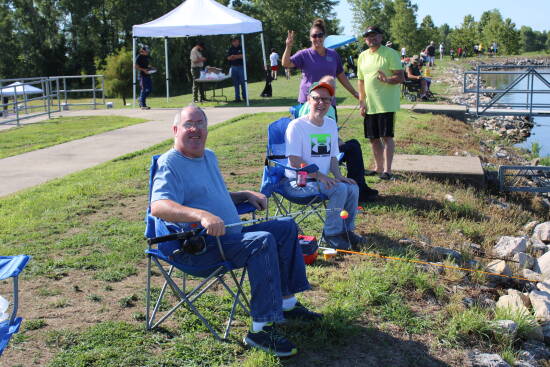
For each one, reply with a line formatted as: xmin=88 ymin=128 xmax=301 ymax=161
xmin=309 ymin=95 xmax=332 ymax=103
xmin=310 ymin=32 xmax=325 ymax=39
xmin=182 ymin=120 xmax=207 ymax=129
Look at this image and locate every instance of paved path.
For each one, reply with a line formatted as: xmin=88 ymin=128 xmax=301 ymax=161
xmin=0 ymin=107 xmax=288 ymax=197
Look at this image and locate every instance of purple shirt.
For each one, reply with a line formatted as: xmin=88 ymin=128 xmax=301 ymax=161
xmin=290 ymin=48 xmax=344 ymax=103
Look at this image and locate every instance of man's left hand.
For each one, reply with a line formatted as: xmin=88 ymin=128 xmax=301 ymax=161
xmin=246 ymin=191 xmax=267 ymax=211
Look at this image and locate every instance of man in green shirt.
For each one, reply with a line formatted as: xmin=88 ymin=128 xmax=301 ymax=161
xmin=357 ymin=26 xmax=404 ymax=180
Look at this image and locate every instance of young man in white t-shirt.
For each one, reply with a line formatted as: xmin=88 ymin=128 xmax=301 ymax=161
xmin=282 ymin=82 xmax=365 ymax=250
xmin=269 ymin=49 xmax=280 ymax=80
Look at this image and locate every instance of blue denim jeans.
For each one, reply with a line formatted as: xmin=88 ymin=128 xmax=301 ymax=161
xmin=139 ymin=75 xmax=152 ymax=107
xmin=176 ymin=217 xmax=310 ymax=323
xmin=279 ymin=178 xmax=359 ymax=236
xmin=230 ymin=65 xmax=246 ymax=101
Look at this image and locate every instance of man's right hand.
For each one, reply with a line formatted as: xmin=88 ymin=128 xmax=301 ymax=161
xmin=200 ymin=213 xmax=226 ymax=237
xmin=359 ymin=100 xmax=367 ymax=117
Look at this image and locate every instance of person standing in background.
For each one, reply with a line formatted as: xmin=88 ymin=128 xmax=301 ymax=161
xmin=227 ymin=37 xmax=246 ymax=103
xmin=401 ymin=46 xmax=406 ymax=60
xmin=134 ymin=45 xmax=154 ymax=110
xmin=190 ymin=41 xmax=207 ymax=103
xmin=439 ymin=43 xmax=444 ymax=60
xmin=357 ymin=26 xmax=404 ymax=181
xmin=269 ymin=49 xmax=280 ymax=80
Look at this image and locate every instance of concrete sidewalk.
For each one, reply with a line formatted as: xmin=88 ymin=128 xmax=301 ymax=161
xmin=0 ymin=106 xmax=288 ymax=197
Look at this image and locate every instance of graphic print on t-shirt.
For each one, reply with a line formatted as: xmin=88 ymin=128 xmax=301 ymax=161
xmin=310 ymin=134 xmax=331 ymax=156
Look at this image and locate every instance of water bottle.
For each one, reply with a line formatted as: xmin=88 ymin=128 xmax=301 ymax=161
xmin=297 ymin=163 xmax=307 ymax=187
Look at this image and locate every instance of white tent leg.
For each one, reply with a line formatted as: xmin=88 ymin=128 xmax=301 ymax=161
xmin=165 ymin=37 xmax=170 ymax=101
xmin=260 ymin=32 xmax=267 ymax=71
xmin=241 ymin=34 xmax=249 ymax=106
xmin=132 ymin=37 xmax=137 ymax=108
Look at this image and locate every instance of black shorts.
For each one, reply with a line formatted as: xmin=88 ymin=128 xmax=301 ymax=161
xmin=363 ymin=112 xmax=395 ymax=139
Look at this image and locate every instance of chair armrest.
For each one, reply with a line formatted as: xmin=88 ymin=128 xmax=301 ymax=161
xmin=269 ymin=159 xmax=319 ymax=173
xmin=236 ymin=202 xmax=256 ymax=215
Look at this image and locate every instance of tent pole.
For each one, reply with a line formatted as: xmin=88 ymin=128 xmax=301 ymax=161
xmin=241 ymin=34 xmax=249 ymax=106
xmin=260 ymin=32 xmax=267 ymax=71
xmin=165 ymin=37 xmax=169 ymax=101
xmin=132 ymin=36 xmax=137 ymax=108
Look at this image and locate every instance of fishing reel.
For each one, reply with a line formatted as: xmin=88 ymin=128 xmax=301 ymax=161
xmin=172 ymin=229 xmax=207 ymax=256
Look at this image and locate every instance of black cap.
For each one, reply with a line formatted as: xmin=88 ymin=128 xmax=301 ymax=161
xmin=363 ymin=26 xmax=383 ymax=37
xmin=141 ymin=45 xmax=150 ymax=51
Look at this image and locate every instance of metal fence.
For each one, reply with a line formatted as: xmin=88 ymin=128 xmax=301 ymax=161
xmin=463 ymin=65 xmax=550 ymax=119
xmin=1 ymin=75 xmax=105 ymax=127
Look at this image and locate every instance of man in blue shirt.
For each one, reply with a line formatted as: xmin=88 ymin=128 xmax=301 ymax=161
xmin=226 ymin=37 xmax=246 ymax=103
xmin=151 ymin=105 xmax=321 ymax=357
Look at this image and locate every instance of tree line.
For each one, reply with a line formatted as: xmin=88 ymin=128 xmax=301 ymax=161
xmin=349 ymin=0 xmax=549 ymax=57
xmin=1 ymin=0 xmax=548 ymax=100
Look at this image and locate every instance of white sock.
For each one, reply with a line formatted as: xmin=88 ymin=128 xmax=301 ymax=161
xmin=282 ymin=296 xmax=297 ymax=311
xmin=252 ymin=321 xmax=268 ymax=332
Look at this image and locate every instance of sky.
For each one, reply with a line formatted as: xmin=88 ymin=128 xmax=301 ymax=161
xmin=334 ymin=0 xmax=549 ymax=35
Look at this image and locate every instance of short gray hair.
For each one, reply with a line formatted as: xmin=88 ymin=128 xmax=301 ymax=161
xmin=173 ymin=104 xmax=208 ymax=126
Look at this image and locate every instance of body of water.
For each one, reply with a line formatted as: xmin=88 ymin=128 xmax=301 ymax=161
xmin=483 ymin=67 xmax=550 ymax=157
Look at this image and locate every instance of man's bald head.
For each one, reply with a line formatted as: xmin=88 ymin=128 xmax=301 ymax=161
xmin=173 ymin=105 xmax=208 ymax=127
xmin=172 ymin=105 xmax=208 ymax=158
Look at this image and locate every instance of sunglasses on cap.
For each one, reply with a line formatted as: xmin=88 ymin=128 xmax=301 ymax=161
xmin=310 ymin=32 xmax=325 ymax=39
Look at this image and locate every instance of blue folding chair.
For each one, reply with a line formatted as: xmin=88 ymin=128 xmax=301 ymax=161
xmin=0 ymin=255 xmax=30 ymax=356
xmin=260 ymin=117 xmax=328 ymax=227
xmin=144 ymin=155 xmax=252 ymax=340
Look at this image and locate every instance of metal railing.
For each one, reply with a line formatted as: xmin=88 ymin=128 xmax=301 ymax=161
xmin=1 ymin=75 xmax=105 ymax=127
xmin=463 ymin=65 xmax=550 ymax=119
xmin=498 ymin=165 xmax=550 ymax=194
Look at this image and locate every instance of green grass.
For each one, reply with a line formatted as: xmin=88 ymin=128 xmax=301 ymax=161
xmin=0 ymin=115 xmax=147 ymax=158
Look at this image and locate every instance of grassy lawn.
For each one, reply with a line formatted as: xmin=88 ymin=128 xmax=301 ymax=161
xmin=0 ymin=115 xmax=147 ymax=159
xmin=0 ymin=110 xmax=547 ymax=366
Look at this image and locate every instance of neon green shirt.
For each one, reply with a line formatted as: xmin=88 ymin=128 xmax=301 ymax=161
xmin=357 ymin=45 xmax=402 ymax=114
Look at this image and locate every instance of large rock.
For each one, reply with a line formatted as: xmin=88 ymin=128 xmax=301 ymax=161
xmin=537 ymin=281 xmax=550 ymax=294
xmin=496 ymin=294 xmax=530 ymax=316
xmin=520 ymin=340 xmax=550 ymax=363
xmin=513 ymin=252 xmax=535 ymax=270
xmin=528 ymin=240 xmax=548 ymax=258
xmin=533 ymin=222 xmax=550 ymax=243
xmin=508 ymin=289 xmax=531 ymax=308
xmin=431 ymin=246 xmax=462 ymax=262
xmin=492 ymin=320 xmax=518 ymax=336
xmin=523 ymin=269 xmax=544 ymax=283
xmin=524 ymin=221 xmax=540 ymax=233
xmin=468 ymin=351 xmax=510 ymax=367
xmin=534 ymin=251 xmax=550 ymax=279
xmin=529 ymin=290 xmax=550 ymax=322
xmin=524 ymin=324 xmax=544 ymax=342
xmin=487 ymin=260 xmax=512 ymax=277
xmin=493 ymin=236 xmax=528 ymax=258
xmin=541 ymin=322 xmax=550 ymax=344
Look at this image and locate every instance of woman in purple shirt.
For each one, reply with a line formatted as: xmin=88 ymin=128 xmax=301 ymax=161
xmin=282 ymin=19 xmax=359 ymax=105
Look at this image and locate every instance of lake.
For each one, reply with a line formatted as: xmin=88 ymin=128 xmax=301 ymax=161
xmin=483 ymin=67 xmax=550 ymax=157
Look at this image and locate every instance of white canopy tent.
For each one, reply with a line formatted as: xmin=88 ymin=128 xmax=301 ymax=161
xmin=0 ymin=82 xmax=44 ymax=96
xmin=132 ymin=0 xmax=267 ymax=107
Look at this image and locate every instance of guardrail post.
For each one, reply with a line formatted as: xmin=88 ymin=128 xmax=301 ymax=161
xmin=92 ymin=76 xmax=97 ymax=109
xmin=101 ymin=76 xmax=105 ymax=107
xmin=46 ymin=80 xmax=51 ymax=119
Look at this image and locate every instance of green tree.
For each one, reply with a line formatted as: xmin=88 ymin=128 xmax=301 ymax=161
xmin=419 ymin=15 xmax=438 ymax=48
xmin=520 ymin=26 xmax=538 ymax=52
xmin=497 ymin=18 xmax=520 ymax=54
xmin=389 ymin=0 xmax=419 ymax=52
xmin=438 ymin=23 xmax=452 ymax=48
xmin=348 ymin=0 xmax=394 ymax=39
xmin=481 ymin=9 xmax=503 ymax=50
xmin=99 ymin=48 xmax=133 ymax=106
xmin=0 ymin=1 xmax=21 ymax=78
xmin=449 ymin=15 xmax=478 ymax=55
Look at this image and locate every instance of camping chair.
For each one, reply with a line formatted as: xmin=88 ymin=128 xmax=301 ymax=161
xmin=401 ymin=78 xmax=422 ymax=102
xmin=144 ymin=155 xmax=253 ymax=340
xmin=0 ymin=255 xmax=30 ymax=356
xmin=260 ymin=117 xmax=328 ymax=229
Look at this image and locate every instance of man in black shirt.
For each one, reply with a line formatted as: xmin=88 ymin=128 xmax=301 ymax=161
xmin=425 ymin=41 xmax=436 ymax=67
xmin=226 ymin=37 xmax=246 ymax=103
xmin=134 ymin=46 xmax=154 ymax=109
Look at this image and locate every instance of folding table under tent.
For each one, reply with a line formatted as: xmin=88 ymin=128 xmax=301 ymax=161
xmin=132 ymin=0 xmax=267 ymax=107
